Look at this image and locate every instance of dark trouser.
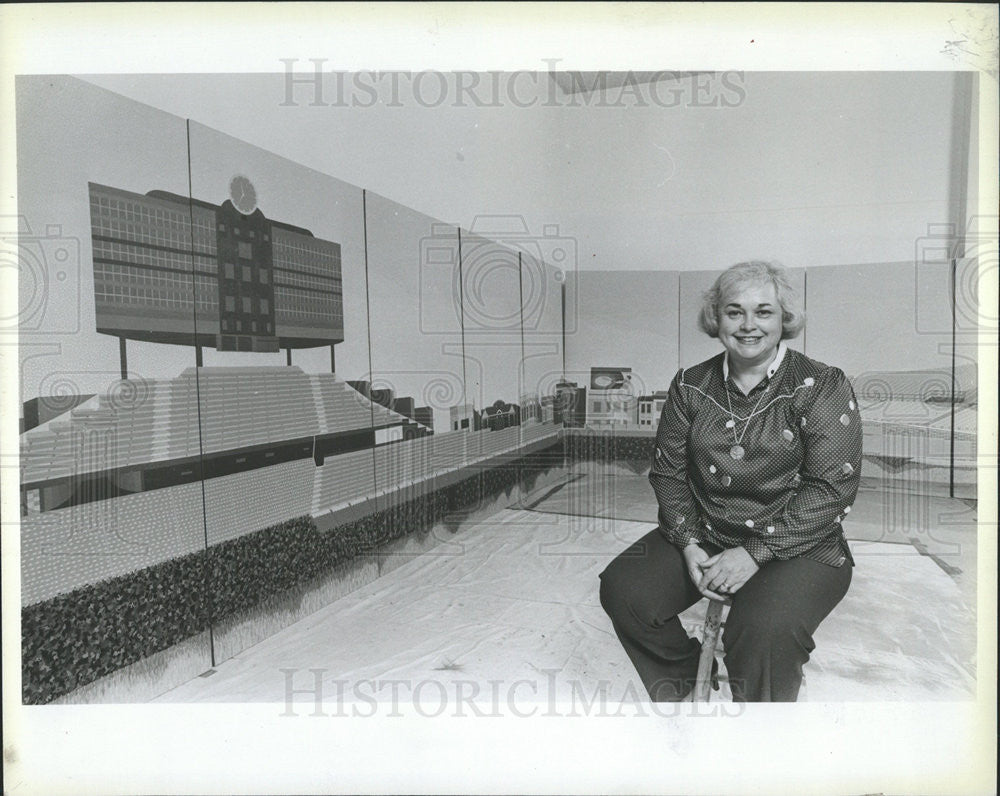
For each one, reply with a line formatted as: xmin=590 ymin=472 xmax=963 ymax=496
xmin=598 ymin=528 xmax=852 ymax=702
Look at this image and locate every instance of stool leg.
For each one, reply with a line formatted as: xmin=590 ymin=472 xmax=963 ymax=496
xmin=693 ymin=599 xmax=725 ymax=702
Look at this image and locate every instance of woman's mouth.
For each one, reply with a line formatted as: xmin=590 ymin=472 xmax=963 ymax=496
xmin=735 ymin=335 xmax=762 ymax=345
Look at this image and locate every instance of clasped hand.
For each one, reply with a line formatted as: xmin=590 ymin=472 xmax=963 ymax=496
xmin=682 ymin=543 xmax=759 ymax=602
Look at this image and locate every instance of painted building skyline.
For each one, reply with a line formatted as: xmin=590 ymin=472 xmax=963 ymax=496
xmin=587 ymin=366 xmax=638 ymax=428
xmin=554 ymin=381 xmax=587 ymax=427
xmin=637 ymin=391 xmax=669 ymax=428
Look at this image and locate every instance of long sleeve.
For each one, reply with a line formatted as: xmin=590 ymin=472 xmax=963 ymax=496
xmin=649 ymin=369 xmax=702 ymax=547
xmin=740 ymin=367 xmax=862 ymax=565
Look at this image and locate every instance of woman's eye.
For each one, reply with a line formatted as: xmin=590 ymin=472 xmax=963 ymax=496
xmin=757 ymin=310 xmax=772 ymax=317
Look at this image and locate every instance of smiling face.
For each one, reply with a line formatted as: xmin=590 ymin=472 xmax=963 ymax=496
xmin=717 ymin=279 xmax=783 ymax=370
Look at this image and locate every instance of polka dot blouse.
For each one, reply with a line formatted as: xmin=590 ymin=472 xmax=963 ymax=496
xmin=650 ymin=343 xmax=862 ymax=568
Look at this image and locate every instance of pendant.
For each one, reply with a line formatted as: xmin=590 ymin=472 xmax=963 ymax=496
xmin=730 ymin=445 xmax=745 ymax=460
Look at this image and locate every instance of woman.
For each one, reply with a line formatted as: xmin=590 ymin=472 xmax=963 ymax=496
xmin=599 ymin=260 xmax=862 ymax=702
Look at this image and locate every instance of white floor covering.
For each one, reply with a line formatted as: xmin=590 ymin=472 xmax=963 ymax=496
xmin=153 ymin=505 xmax=977 ymax=706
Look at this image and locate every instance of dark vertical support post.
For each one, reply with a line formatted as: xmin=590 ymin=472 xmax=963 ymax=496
xmin=561 ymin=280 xmax=567 ymax=380
xmin=360 ymin=188 xmax=380 ymax=510
xmin=330 ymin=344 xmax=336 ymax=373
xmin=195 ymin=345 xmax=203 ymax=368
xmin=561 ymin=280 xmax=568 ymax=470
xmin=119 ymin=337 xmax=128 ymax=380
xmin=676 ymin=276 xmax=682 ymax=372
xmin=949 ymin=258 xmax=957 ymax=499
xmin=518 ymin=251 xmax=526 ymax=412
xmin=186 ymin=117 xmax=215 ymax=666
xmin=946 ymin=71 xmax=973 ymax=500
xmin=516 ymin=251 xmax=526 ymax=500
xmin=286 ymin=348 xmax=292 ymax=366
xmin=457 ymin=227 xmax=467 ymax=410
xmin=801 ymin=269 xmax=808 ymax=354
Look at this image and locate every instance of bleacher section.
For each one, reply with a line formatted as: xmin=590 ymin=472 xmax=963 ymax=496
xmin=311 ymin=373 xmax=379 ymax=435
xmin=20 ymin=367 xmax=428 ymax=487
xmin=169 ymin=367 xmax=318 ymax=455
xmin=20 ymin=388 xmax=174 ymax=485
xmin=19 ymin=365 xmax=561 ymax=606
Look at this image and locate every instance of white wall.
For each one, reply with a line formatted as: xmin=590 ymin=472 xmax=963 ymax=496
xmin=83 ymin=71 xmax=962 ymax=274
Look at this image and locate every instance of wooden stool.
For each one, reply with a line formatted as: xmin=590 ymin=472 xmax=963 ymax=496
xmin=692 ymin=598 xmax=725 ymax=701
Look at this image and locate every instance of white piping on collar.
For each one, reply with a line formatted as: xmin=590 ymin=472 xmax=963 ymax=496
xmin=722 ymin=340 xmax=787 ymax=382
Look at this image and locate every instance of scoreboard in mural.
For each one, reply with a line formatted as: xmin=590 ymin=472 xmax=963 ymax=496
xmin=89 ymin=180 xmax=344 ymax=354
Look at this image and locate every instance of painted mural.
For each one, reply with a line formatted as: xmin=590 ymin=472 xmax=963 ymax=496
xmin=16 ymin=76 xmax=979 ymax=704
xmin=17 ymin=78 xmax=565 ymax=703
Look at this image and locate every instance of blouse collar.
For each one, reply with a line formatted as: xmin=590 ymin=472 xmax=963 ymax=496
xmin=722 ymin=340 xmax=788 ymax=383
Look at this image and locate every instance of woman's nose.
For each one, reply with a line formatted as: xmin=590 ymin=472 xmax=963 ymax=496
xmin=739 ymin=316 xmax=755 ymax=330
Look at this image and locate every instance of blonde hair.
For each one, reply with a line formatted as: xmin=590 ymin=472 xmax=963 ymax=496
xmin=697 ymin=260 xmax=805 ymax=340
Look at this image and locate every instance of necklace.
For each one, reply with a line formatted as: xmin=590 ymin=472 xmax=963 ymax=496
xmin=724 ymin=382 xmax=769 ymax=460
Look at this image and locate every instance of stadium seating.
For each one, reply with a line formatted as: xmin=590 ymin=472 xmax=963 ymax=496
xmin=21 ymin=367 xmax=426 ymax=485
